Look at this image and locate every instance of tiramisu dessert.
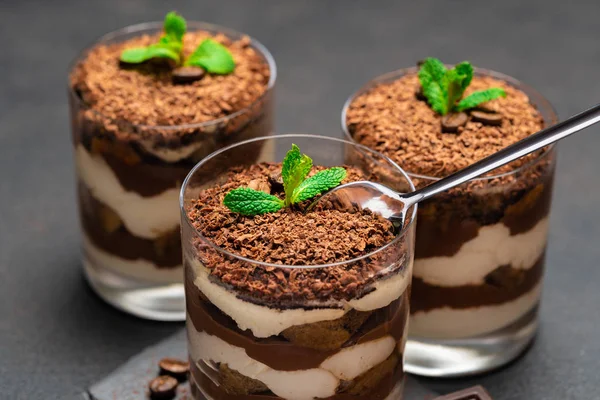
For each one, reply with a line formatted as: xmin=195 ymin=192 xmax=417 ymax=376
xmin=344 ymin=58 xmax=557 ymax=374
xmin=181 ymin=141 xmax=415 ymax=400
xmin=68 ymin=12 xmax=275 ymax=319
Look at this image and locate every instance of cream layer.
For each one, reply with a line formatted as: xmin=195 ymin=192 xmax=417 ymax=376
xmin=409 ymin=283 xmax=542 ymax=338
xmin=84 ymin=234 xmax=182 ymax=283
xmin=190 ymin=257 xmax=411 ymax=338
xmin=414 ymin=218 xmax=549 ymax=287
xmin=75 ymin=145 xmax=179 ymax=240
xmin=188 ymin=325 xmax=397 ymax=400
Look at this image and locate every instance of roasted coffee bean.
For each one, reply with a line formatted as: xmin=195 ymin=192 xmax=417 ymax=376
xmin=247 ymin=178 xmax=271 ymax=194
xmin=149 ymin=375 xmax=178 ymax=399
xmin=470 ymin=110 xmax=503 ymax=126
xmin=159 ymin=358 xmax=190 ymax=381
xmin=172 ymin=66 xmax=206 ymax=84
xmin=268 ymin=172 xmax=284 ymax=193
xmin=441 ymin=112 xmax=468 ymax=133
xmin=415 ymin=88 xmax=427 ymax=101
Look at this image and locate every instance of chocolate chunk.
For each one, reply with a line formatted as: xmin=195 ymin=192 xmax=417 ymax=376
xmin=470 ymin=110 xmax=503 ymax=126
xmin=172 ymin=66 xmax=206 ymax=84
xmin=268 ymin=172 xmax=284 ymax=193
xmin=148 ymin=375 xmax=178 ymax=399
xmin=441 ymin=112 xmax=468 ymax=133
xmin=158 ymin=358 xmax=190 ymax=382
xmin=247 ymin=178 xmax=271 ymax=194
xmin=433 ymin=385 xmax=493 ymax=400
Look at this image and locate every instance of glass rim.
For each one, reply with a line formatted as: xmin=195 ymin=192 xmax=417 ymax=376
xmin=341 ymin=66 xmax=559 ymax=182
xmin=179 ymin=134 xmax=418 ymax=270
xmin=67 ymin=21 xmax=277 ymax=131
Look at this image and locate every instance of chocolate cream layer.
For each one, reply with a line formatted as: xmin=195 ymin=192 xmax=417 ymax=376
xmin=186 ymin=271 xmax=409 ymax=371
xmin=79 ymin=183 xmax=181 ymax=268
xmin=190 ymin=359 xmax=404 ymax=400
xmin=415 ymin=170 xmax=555 ymax=259
xmin=411 ymin=253 xmax=544 ymax=313
xmin=73 ymin=105 xmax=272 ymax=198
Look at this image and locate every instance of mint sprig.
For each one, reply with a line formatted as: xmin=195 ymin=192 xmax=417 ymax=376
xmin=223 ymin=145 xmax=347 ymax=216
xmin=222 ymin=188 xmax=284 ymax=216
xmin=121 ymin=12 xmax=185 ymax=64
xmin=185 ymin=39 xmax=235 ymax=74
xmin=120 ymin=11 xmax=236 ymax=75
xmin=418 ymin=58 xmax=506 ymax=115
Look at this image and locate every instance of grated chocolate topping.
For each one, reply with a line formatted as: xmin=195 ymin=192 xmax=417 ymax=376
xmin=186 ymin=163 xmax=408 ymax=306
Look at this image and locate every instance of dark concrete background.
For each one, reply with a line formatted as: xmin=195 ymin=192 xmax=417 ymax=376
xmin=2 ymin=0 xmax=600 ymax=399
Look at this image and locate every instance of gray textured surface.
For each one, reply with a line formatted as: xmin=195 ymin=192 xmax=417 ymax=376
xmin=1 ymin=0 xmax=600 ymax=399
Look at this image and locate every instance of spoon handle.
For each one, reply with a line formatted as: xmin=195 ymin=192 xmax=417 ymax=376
xmin=410 ymin=104 xmax=600 ymax=203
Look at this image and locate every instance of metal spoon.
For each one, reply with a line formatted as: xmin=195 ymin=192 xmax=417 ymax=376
xmin=311 ymin=104 xmax=600 ymax=225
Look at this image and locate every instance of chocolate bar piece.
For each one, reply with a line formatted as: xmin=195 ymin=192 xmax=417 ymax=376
xmin=434 ymin=385 xmax=493 ymax=400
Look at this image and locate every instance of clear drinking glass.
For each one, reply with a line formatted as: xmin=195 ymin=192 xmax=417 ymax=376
xmin=342 ymin=67 xmax=558 ymax=377
xmin=181 ymin=135 xmax=417 ymax=400
xmin=68 ymin=22 xmax=276 ymax=321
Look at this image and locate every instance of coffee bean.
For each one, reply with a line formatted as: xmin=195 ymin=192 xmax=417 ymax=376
xmin=470 ymin=110 xmax=503 ymax=126
xmin=441 ymin=112 xmax=468 ymax=133
xmin=148 ymin=375 xmax=178 ymax=399
xmin=415 ymin=88 xmax=427 ymax=101
xmin=158 ymin=358 xmax=190 ymax=381
xmin=268 ymin=172 xmax=284 ymax=193
xmin=248 ymin=178 xmax=271 ymax=194
xmin=172 ymin=66 xmax=205 ymax=84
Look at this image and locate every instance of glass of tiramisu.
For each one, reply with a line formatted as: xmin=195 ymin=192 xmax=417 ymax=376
xmin=68 ymin=12 xmax=275 ymax=320
xmin=181 ymin=135 xmax=416 ymax=400
xmin=343 ymin=59 xmax=557 ymax=376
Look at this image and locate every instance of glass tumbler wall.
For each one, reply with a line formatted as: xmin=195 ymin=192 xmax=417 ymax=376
xmin=181 ymin=135 xmax=417 ymax=400
xmin=69 ymin=22 xmax=276 ymax=321
xmin=342 ymin=68 xmax=558 ymax=376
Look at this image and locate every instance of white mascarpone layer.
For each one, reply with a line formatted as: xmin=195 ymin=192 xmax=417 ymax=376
xmin=414 ymin=217 xmax=549 ymax=287
xmin=188 ymin=324 xmax=397 ymax=400
xmin=76 ymin=145 xmax=180 ymax=240
xmin=409 ymin=283 xmax=542 ymax=338
xmin=190 ymin=257 xmax=411 ymax=338
xmin=138 ymin=139 xmax=206 ymax=162
xmin=84 ymin=235 xmax=182 ymax=283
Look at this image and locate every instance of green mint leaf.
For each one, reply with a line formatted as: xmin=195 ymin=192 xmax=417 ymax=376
xmin=454 ymin=62 xmax=473 ymax=92
xmin=185 ymin=39 xmax=235 ymax=74
xmin=444 ymin=62 xmax=474 ymax=112
xmin=422 ymin=81 xmax=448 ymax=115
xmin=281 ymin=144 xmax=313 ymax=205
xmin=164 ymin=11 xmax=186 ymax=43
xmin=291 ymin=167 xmax=347 ymax=204
xmin=223 ymin=188 xmax=284 ymax=216
xmin=418 ymin=57 xmax=446 ymax=87
xmin=456 ymin=88 xmax=507 ymax=112
xmin=120 ymin=45 xmax=180 ymax=64
xmin=418 ymin=58 xmax=448 ymax=115
xmin=120 ymin=48 xmax=152 ymax=63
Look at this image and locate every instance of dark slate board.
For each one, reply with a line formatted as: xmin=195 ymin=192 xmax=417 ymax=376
xmin=85 ymin=329 xmax=436 ymax=400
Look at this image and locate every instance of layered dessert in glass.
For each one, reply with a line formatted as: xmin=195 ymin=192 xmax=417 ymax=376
xmin=180 ymin=135 xmax=416 ymax=400
xmin=343 ymin=61 xmax=557 ymax=376
xmin=68 ymin=15 xmax=275 ymax=320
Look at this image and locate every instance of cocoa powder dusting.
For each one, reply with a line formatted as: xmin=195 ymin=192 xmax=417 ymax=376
xmin=70 ymin=31 xmax=270 ymax=128
xmin=186 ymin=163 xmax=405 ymax=305
xmin=346 ymin=74 xmax=546 ymax=185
